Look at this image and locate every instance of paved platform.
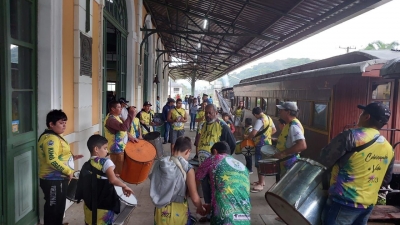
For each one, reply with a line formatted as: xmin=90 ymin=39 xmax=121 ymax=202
xmin=63 ymin=115 xmax=285 ymax=225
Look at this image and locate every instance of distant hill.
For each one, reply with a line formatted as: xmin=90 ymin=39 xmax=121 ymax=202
xmin=220 ymin=58 xmax=317 ymax=86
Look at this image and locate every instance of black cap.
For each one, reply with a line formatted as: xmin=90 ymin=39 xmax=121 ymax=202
xmin=357 ymin=102 xmax=391 ymax=124
xmin=119 ymin=97 xmax=129 ymax=104
xmin=143 ymin=101 xmax=152 ymax=106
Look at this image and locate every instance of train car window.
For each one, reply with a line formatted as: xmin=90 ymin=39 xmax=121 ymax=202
xmin=262 ymin=98 xmax=267 ymax=112
xmin=371 ymin=82 xmax=391 ymax=100
xmin=256 ymin=98 xmax=261 ymax=107
xmin=297 ymin=101 xmax=312 ymax=126
xmin=247 ymin=97 xmax=252 ymax=109
xmin=313 ymin=103 xmax=328 ymax=130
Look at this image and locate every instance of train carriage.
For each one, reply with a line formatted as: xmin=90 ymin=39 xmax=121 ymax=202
xmin=233 ymin=50 xmax=400 ymax=162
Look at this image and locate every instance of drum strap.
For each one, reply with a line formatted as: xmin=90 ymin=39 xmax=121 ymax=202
xmin=90 ymin=162 xmax=98 ymax=225
xmin=170 ymin=156 xmax=186 ymax=181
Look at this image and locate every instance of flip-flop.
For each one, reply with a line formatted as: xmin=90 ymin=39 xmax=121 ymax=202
xmin=251 ymin=185 xmax=263 ymax=193
xmin=251 ymin=182 xmax=265 ymax=186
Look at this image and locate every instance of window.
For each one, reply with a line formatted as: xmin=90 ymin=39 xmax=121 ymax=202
xmin=262 ymin=98 xmax=267 ymax=112
xmin=371 ymin=81 xmax=391 ymax=109
xmin=371 ymin=82 xmax=391 ymax=100
xmin=107 ymin=82 xmax=116 ymax=91
xmin=297 ymin=101 xmax=312 ymax=126
xmin=256 ymin=98 xmax=261 ymax=107
xmin=313 ymin=103 xmax=328 ymax=130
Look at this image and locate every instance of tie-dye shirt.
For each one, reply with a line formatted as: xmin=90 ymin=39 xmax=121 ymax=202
xmin=84 ymin=156 xmax=115 ymax=225
xmin=196 ymin=154 xmax=251 ymax=225
xmin=320 ymin=127 xmax=394 ymax=208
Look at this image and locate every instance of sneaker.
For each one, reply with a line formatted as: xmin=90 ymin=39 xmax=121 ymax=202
xmin=162 ymin=141 xmax=167 ymax=144
xmin=249 ymin=171 xmax=253 ymax=174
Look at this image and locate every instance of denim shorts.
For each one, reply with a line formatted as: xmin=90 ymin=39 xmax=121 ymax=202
xmin=321 ymin=198 xmax=373 ymax=225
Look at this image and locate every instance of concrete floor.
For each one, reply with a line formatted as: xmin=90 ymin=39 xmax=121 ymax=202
xmin=63 ymin=113 xmax=285 ymax=225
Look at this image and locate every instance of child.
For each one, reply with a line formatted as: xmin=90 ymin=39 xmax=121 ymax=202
xmin=222 ymin=112 xmax=235 ymax=133
xmin=76 ymin=134 xmax=134 ymax=225
xmin=150 ymin=136 xmax=206 ymax=224
xmin=243 ymin=118 xmax=253 ymax=173
xmin=128 ymin=106 xmax=143 ymax=141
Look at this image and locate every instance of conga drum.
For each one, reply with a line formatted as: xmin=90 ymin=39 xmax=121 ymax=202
xmin=120 ymin=140 xmax=156 ymax=184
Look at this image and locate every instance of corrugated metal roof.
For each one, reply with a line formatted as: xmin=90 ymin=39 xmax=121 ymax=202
xmin=143 ymin=0 xmax=392 ymax=81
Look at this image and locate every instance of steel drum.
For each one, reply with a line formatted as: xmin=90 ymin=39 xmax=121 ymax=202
xmin=144 ymin=131 xmax=164 ymax=158
xmin=265 ymin=158 xmax=327 ymax=225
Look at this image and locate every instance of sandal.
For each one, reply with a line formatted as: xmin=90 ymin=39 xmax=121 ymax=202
xmin=251 ymin=181 xmax=265 ymax=186
xmin=250 ymin=185 xmax=263 ymax=193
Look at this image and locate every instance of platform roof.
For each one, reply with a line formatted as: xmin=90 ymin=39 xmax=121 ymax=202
xmin=143 ymin=0 xmax=392 ymax=81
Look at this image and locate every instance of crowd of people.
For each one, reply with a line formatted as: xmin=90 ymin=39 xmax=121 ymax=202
xmin=37 ymin=91 xmax=394 ymax=224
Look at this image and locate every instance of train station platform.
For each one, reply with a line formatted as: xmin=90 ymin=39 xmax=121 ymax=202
xmin=62 ymin=113 xmax=285 ymax=225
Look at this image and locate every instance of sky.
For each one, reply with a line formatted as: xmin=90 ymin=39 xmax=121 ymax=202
xmin=177 ymin=0 xmax=400 ymax=88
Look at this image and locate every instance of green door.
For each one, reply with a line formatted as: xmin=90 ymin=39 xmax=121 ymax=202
xmin=0 ymin=0 xmax=38 ymax=224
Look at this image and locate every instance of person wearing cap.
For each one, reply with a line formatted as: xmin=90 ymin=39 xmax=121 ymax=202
xmin=162 ymin=98 xmax=176 ymax=144
xmin=167 ymin=98 xmax=188 ymax=154
xmin=318 ymin=102 xmax=394 ymax=225
xmin=104 ymin=100 xmax=136 ymax=175
xmin=202 ymin=94 xmax=209 ymax=105
xmin=137 ymin=101 xmax=155 ymax=136
xmin=246 ymin=107 xmax=276 ymax=192
xmin=119 ymin=97 xmax=130 ymax=121
xmin=272 ymin=101 xmax=307 ymax=177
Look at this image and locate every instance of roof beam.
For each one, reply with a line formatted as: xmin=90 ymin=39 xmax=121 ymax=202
xmin=156 ymin=50 xmax=243 ymax=57
xmin=144 ymin=0 xmax=279 ymax=38
xmin=163 ymin=60 xmax=230 ymax=66
xmin=140 ymin=28 xmax=281 ymax=43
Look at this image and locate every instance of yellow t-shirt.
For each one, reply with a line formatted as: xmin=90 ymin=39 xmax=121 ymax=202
xmin=198 ymin=120 xmax=224 ymax=153
xmin=171 ymin=108 xmax=186 ymax=130
xmin=234 ymin=108 xmax=243 ymax=117
xmin=329 ymin=128 xmax=394 ymax=208
xmin=103 ymin=114 xmax=127 ymax=154
xmin=38 ymin=131 xmax=73 ymax=179
xmin=254 ymin=114 xmax=273 ymax=146
xmin=129 ymin=118 xmax=141 ymax=138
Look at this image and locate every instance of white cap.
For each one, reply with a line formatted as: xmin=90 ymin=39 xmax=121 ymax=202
xmin=276 ymin=102 xmax=298 ymax=111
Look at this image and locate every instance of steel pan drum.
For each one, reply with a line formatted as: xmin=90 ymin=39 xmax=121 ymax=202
xmin=144 ymin=131 xmax=164 ymax=158
xmin=258 ymin=158 xmax=279 ymax=176
xmin=260 ymin=145 xmax=277 ymax=158
xmin=265 ymin=158 xmax=327 ymax=225
xmin=234 ymin=141 xmax=242 ymax=155
xmin=120 ymin=140 xmax=156 ymax=184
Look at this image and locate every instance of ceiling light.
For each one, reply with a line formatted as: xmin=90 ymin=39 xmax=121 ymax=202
xmin=203 ymin=19 xmax=208 ymax=29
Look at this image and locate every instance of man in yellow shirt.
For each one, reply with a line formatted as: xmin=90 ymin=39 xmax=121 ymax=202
xmin=138 ymin=101 xmax=155 ymax=136
xmin=319 ymin=102 xmax=394 ymax=224
xmin=38 ymin=109 xmax=83 ymax=225
xmin=167 ymin=98 xmax=187 ymax=154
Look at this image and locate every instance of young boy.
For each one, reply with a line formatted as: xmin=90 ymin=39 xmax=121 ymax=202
xmin=128 ymin=106 xmax=143 ymax=141
xmin=222 ymin=112 xmax=235 ymax=133
xmin=76 ymin=134 xmax=134 ymax=225
xmin=243 ymin=118 xmax=253 ymax=173
xmin=150 ymin=136 xmax=206 ymax=224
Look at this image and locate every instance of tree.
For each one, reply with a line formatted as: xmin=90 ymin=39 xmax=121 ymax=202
xmin=364 ymin=41 xmax=399 ymax=50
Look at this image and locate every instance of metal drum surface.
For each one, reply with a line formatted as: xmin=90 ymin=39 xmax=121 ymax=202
xmin=120 ymin=140 xmax=156 ymax=184
xmin=265 ymin=158 xmax=327 ymax=225
xmin=144 ymin=131 xmax=164 ymax=158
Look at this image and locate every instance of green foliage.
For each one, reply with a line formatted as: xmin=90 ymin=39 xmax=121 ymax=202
xmin=222 ymin=58 xmax=316 ymax=86
xmin=364 ymin=41 xmax=399 ymax=50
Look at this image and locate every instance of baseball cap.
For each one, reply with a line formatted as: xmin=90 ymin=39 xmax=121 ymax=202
xmin=357 ymin=102 xmax=391 ymax=124
xmin=276 ymin=101 xmax=298 ymax=111
xmin=203 ymin=93 xmax=208 ymax=97
xmin=143 ymin=101 xmax=152 ymax=106
xmin=119 ymin=97 xmax=129 ymax=104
